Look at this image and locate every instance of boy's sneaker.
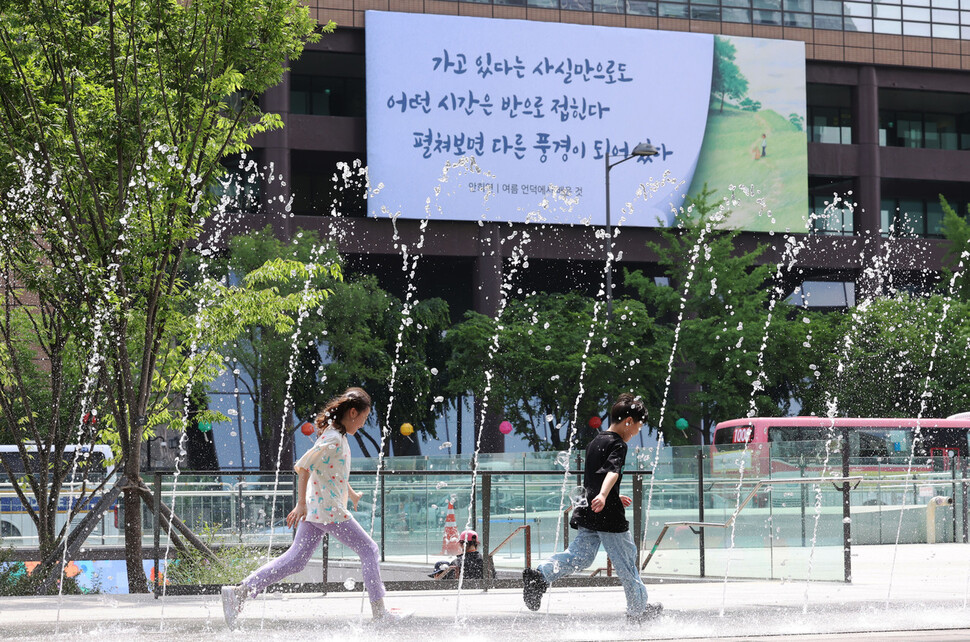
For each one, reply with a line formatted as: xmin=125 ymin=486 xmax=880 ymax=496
xmin=221 ymin=584 xmax=247 ymax=630
xmin=627 ymin=602 xmax=663 ymax=624
xmin=522 ymin=567 xmax=548 ymax=611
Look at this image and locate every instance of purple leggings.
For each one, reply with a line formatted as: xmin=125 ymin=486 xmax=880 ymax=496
xmin=242 ymin=517 xmax=385 ymax=602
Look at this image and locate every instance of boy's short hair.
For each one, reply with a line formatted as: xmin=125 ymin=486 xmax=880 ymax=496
xmin=610 ymin=393 xmax=647 ymax=424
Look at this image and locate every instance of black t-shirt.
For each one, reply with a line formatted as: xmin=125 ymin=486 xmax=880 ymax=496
xmin=449 ymin=550 xmax=487 ymax=579
xmin=570 ymin=430 xmax=629 ymax=533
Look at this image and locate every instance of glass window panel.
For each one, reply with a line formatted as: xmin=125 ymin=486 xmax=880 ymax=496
xmin=898 ymin=200 xmax=924 ymax=237
xmin=627 ymin=0 xmax=659 ymax=14
xmin=963 ymin=0 xmax=970 ymax=7
xmin=693 ymin=0 xmax=718 ymax=6
xmin=659 ymin=2 xmax=690 ymax=15
xmin=934 ymin=7 xmax=960 ymax=19
xmin=875 ymin=16 xmax=903 ymax=29
xmin=561 ymin=0 xmax=593 ymax=8
xmin=875 ymin=4 xmax=902 ymax=17
xmin=935 ymin=0 xmax=959 ymax=7
xmin=876 ymin=0 xmax=900 ymax=5
xmin=847 ymin=16 xmax=874 ymax=29
xmin=723 ymin=7 xmax=753 ymax=19
xmin=963 ymin=25 xmax=970 ymax=37
xmin=815 ymin=13 xmax=844 ymax=26
xmin=880 ymin=200 xmax=895 ymax=236
xmin=896 ymin=112 xmax=922 ymax=147
xmin=691 ymin=5 xmax=721 ymax=18
xmin=906 ymin=0 xmax=931 ymax=5
xmin=528 ymin=0 xmax=559 ymax=7
xmin=934 ymin=22 xmax=961 ymax=35
xmin=815 ymin=0 xmax=843 ymax=12
xmin=754 ymin=8 xmax=783 ymax=21
xmin=927 ymin=202 xmax=945 ymax=237
xmin=594 ymin=0 xmax=625 ymax=11
xmin=962 ymin=10 xmax=970 ymax=20
xmin=785 ymin=0 xmax=812 ymax=10
xmin=845 ymin=2 xmax=873 ymax=16
xmin=904 ymin=20 xmax=932 ymax=32
xmin=785 ymin=10 xmax=814 ymax=24
xmin=723 ymin=0 xmax=751 ymax=7
xmin=754 ymin=0 xmax=782 ymax=8
xmin=903 ymin=6 xmax=930 ymax=19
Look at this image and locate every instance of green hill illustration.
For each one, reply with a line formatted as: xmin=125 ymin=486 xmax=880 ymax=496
xmin=686 ymin=36 xmax=808 ymax=233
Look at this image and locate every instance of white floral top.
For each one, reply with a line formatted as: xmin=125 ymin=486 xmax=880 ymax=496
xmin=293 ymin=427 xmax=351 ymax=524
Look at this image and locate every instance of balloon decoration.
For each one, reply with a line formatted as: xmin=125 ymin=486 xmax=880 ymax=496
xmin=499 ymin=420 xmax=513 ymax=435
xmin=300 ymin=421 xmax=315 ymax=436
xmin=675 ymin=418 xmax=689 ymax=431
xmin=588 ymin=416 xmax=602 ymax=430
xmin=400 ymin=423 xmax=414 ymax=436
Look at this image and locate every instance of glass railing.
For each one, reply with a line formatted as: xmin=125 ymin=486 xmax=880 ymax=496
xmin=2 ymin=442 xmax=964 ymax=590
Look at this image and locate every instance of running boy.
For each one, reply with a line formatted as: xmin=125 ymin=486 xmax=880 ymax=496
xmin=522 ymin=393 xmax=662 ymax=623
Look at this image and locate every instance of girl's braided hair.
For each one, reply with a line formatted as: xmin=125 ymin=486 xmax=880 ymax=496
xmin=315 ymin=387 xmax=372 ymax=435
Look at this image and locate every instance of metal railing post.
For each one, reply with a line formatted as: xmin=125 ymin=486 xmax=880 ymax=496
xmin=153 ymin=472 xmax=161 ymax=598
xmin=482 ymin=473 xmax=492 ymax=589
xmin=841 ymin=426 xmax=852 ymax=583
xmin=953 ymin=457 xmax=958 ymax=543
xmin=697 ymin=449 xmax=705 ymax=578
xmin=960 ymin=455 xmax=968 ymax=544
xmin=380 ymin=459 xmax=386 ymax=562
xmin=632 ymin=474 xmax=643 ymax=564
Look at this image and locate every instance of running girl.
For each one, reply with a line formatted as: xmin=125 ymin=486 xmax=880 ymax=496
xmin=222 ymin=387 xmax=402 ymax=628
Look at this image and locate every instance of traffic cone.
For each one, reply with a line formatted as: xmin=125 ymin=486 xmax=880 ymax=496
xmin=441 ymin=501 xmax=461 ymax=555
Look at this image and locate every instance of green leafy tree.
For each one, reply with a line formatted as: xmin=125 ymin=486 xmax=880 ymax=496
xmin=802 ymin=296 xmax=970 ymax=417
xmin=739 ymin=97 xmax=762 ymax=112
xmin=626 ymin=188 xmax=817 ymax=443
xmin=789 ymin=113 xmax=805 ymax=132
xmin=940 ymin=196 xmax=970 ymax=300
xmin=712 ymin=36 xmax=749 ymax=113
xmin=317 ymin=276 xmax=451 ymax=456
xmin=446 ymin=293 xmax=664 ymax=451
xmin=209 ymin=226 xmax=342 ymax=470
xmin=0 ymin=0 xmax=321 ymax=592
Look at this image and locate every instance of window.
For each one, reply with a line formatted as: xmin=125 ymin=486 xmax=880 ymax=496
xmin=879 ymin=89 xmax=970 ymax=150
xmin=807 ymin=84 xmax=853 ymax=144
xmin=289 ymin=52 xmax=365 ymax=118
xmin=291 ymin=151 xmax=367 ymax=217
xmin=880 ymin=197 xmax=953 ymax=238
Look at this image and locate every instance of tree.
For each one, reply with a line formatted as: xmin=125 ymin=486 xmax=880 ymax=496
xmin=625 ymin=188 xmax=818 ymax=443
xmin=712 ymin=36 xmax=749 ymax=113
xmin=0 ymin=0 xmax=321 ymax=592
xmin=789 ymin=113 xmax=805 ymax=132
xmin=445 ymin=293 xmax=664 ymax=451
xmin=317 ymin=275 xmax=452 ymax=457
xmin=210 ymin=226 xmax=342 ymax=470
xmin=940 ymin=196 xmax=970 ymax=300
xmin=802 ymin=296 xmax=970 ymax=418
xmin=739 ymin=97 xmax=761 ymax=112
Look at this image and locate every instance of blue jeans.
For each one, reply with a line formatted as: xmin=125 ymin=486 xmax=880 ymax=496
xmin=537 ymin=526 xmax=647 ymax=616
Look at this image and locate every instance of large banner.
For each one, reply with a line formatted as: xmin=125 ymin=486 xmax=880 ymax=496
xmin=365 ymin=11 xmax=806 ymax=232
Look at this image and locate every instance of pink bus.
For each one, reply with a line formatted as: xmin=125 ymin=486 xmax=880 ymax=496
xmin=711 ymin=416 xmax=970 ymax=476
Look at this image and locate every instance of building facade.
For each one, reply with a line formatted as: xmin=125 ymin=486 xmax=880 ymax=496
xmin=233 ymin=1 xmax=970 ymax=314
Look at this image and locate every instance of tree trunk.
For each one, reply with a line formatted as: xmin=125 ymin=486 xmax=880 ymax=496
xmin=123 ymin=443 xmax=148 ymax=593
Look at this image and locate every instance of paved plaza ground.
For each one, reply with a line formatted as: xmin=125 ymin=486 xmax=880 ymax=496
xmin=3 ymin=543 xmax=970 ymax=640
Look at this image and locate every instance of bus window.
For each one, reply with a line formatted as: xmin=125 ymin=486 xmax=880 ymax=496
xmin=714 ymin=425 xmax=753 ymax=451
xmin=768 ymin=426 xmax=833 ymax=460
